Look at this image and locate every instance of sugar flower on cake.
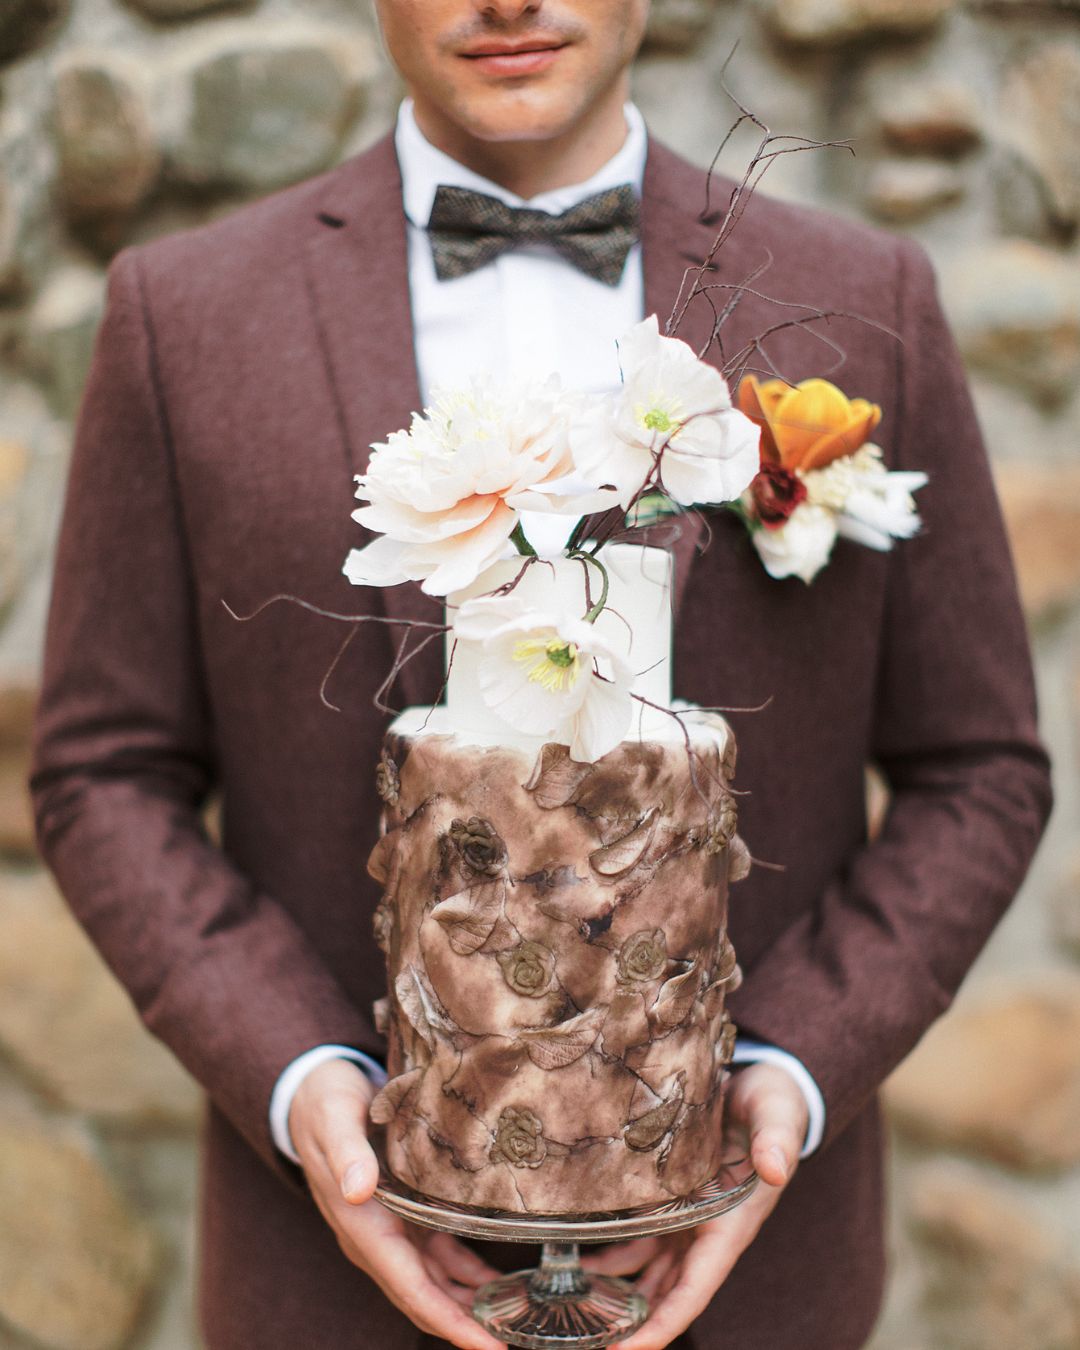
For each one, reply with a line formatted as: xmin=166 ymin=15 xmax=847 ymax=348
xmin=342 ymin=379 xmax=614 ymax=598
xmin=452 ymin=590 xmax=634 ymax=763
xmin=570 ymin=315 xmax=761 ymax=511
xmin=735 ymin=375 xmax=927 ymax=583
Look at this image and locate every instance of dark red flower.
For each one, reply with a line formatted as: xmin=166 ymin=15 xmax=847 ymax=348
xmin=749 ymin=462 xmax=807 ymax=528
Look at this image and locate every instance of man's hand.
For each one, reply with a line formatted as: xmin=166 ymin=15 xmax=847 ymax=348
xmin=289 ymin=1059 xmax=506 ymax=1350
xmin=581 ymin=1062 xmax=810 ymax=1349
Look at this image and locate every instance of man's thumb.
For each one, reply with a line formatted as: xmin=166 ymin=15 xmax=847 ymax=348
xmin=295 ymin=1061 xmax=381 ymax=1204
xmin=339 ymin=1143 xmax=379 ymax=1204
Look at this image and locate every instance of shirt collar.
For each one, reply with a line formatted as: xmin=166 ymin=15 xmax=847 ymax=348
xmin=395 ymin=97 xmax=648 ymax=229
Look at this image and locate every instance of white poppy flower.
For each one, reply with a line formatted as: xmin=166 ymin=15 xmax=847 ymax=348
xmin=569 ymin=315 xmax=761 ymax=510
xmin=343 ymin=380 xmax=608 ymax=597
xmin=751 ymin=502 xmax=839 ymax=584
xmin=452 ymin=593 xmax=634 ymax=763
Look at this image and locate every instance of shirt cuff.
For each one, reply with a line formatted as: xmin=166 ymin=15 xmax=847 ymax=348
xmin=269 ymin=1044 xmax=389 ymax=1165
xmin=730 ymin=1039 xmax=827 ymax=1159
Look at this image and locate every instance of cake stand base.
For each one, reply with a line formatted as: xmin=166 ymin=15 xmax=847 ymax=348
xmin=372 ymin=1130 xmax=757 ymax=1349
xmin=473 ymin=1241 xmax=645 ymax=1349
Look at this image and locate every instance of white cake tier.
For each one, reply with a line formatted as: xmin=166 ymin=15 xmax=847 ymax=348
xmin=388 ymin=702 xmax=733 ymax=756
xmin=439 ymin=543 xmax=673 ymax=752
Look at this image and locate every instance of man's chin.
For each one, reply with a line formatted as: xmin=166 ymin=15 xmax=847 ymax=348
xmin=450 ymin=98 xmax=589 ymax=147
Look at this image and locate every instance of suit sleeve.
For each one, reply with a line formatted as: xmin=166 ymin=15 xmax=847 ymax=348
xmin=30 ymin=246 xmax=381 ymax=1184
xmin=726 ymin=236 xmax=1053 ymax=1150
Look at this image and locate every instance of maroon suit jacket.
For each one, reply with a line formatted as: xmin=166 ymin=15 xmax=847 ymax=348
xmin=30 ymin=133 xmax=1051 ymax=1350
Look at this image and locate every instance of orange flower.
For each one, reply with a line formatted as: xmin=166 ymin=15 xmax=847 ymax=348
xmin=736 ymin=375 xmax=882 ymax=474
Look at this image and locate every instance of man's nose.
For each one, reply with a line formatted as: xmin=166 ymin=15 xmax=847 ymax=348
xmin=475 ymin=0 xmax=544 ymax=21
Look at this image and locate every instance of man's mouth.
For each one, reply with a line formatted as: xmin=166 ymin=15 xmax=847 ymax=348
xmin=459 ymin=39 xmax=569 ymax=76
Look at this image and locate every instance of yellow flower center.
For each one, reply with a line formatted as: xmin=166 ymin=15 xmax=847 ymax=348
xmin=512 ymin=637 xmax=581 ymax=693
xmin=635 ymin=394 xmax=683 ymax=439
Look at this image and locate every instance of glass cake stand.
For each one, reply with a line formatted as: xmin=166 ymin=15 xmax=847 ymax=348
xmin=371 ymin=1128 xmax=757 ymax=1349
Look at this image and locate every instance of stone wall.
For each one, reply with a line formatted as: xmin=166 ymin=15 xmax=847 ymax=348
xmin=1 ymin=2 xmax=1078 ymax=1347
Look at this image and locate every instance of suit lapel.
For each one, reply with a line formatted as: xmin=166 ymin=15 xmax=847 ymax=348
xmin=302 ymin=134 xmax=443 ymax=710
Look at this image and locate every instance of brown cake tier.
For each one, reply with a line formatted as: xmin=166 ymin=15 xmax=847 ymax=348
xmin=366 ymin=722 xmax=750 ymax=1216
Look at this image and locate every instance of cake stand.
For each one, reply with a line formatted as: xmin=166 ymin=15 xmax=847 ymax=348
xmin=371 ymin=1129 xmax=757 ymax=1349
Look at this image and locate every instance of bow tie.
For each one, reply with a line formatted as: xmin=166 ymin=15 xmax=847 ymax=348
xmin=426 ymin=183 xmax=640 ymax=287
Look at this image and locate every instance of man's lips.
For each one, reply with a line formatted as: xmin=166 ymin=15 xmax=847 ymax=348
xmin=460 ymin=41 xmax=569 ymax=76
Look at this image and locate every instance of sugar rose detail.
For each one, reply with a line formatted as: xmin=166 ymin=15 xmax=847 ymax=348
xmin=448 ymin=816 xmax=508 ymax=877
xmin=497 ymin=941 xmax=556 ymax=998
xmin=490 ymin=1106 xmax=547 ymax=1168
xmin=617 ymin=928 xmax=668 ymax=984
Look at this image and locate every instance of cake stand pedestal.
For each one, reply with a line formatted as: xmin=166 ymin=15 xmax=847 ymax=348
xmin=371 ymin=1130 xmax=757 ymax=1349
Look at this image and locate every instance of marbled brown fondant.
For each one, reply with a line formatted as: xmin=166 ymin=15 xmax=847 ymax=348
xmin=366 ymin=728 xmax=747 ymax=1215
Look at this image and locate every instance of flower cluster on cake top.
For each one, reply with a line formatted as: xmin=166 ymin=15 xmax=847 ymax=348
xmin=343 ymin=316 xmax=926 ymax=762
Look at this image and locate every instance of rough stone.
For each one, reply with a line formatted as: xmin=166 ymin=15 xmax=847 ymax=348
xmin=126 ymin=0 xmax=256 ymax=18
xmin=998 ymin=44 xmax=1080 ymax=231
xmin=765 ymin=0 xmax=958 ymax=47
xmin=993 ymin=463 xmax=1080 ymax=622
xmin=170 ymin=23 xmax=375 ymax=193
xmin=875 ymin=80 xmax=982 ymax=156
xmin=1049 ymin=852 xmax=1080 ymax=960
xmin=0 ymin=440 xmax=30 ymax=625
xmin=969 ymin=0 xmax=1080 ymax=11
xmin=15 ymin=264 xmax=105 ymax=419
xmin=0 ymin=440 xmax=28 ymax=501
xmin=51 ymin=57 xmax=161 ymax=227
xmin=0 ymin=0 xmax=68 ymax=64
xmin=885 ymin=979 xmax=1080 ymax=1171
xmin=0 ymin=1110 xmax=157 ymax=1350
xmin=865 ymin=158 xmax=964 ymax=221
xmin=0 ymin=99 xmax=54 ymax=301
xmin=0 ymin=870 xmax=201 ymax=1127
xmin=909 ymin=1162 xmax=1080 ymax=1350
xmin=0 ymin=683 xmax=36 ymax=859
xmin=938 ymin=239 xmax=1080 ymax=407
xmin=645 ymin=0 xmax=721 ymax=50
xmin=0 ymin=172 xmax=16 ymax=297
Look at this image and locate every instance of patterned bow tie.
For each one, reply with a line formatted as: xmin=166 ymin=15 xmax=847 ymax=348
xmin=427 ymin=183 xmax=640 ymax=287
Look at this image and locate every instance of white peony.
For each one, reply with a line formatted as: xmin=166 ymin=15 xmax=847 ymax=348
xmin=343 ymin=380 xmax=614 ymax=597
xmin=569 ymin=315 xmax=761 ymax=510
xmin=452 ymin=592 xmax=635 ymax=763
xmin=751 ymin=502 xmax=839 ymax=584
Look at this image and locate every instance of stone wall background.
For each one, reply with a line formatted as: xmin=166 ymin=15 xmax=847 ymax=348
xmin=1 ymin=1 xmax=1078 ymax=1346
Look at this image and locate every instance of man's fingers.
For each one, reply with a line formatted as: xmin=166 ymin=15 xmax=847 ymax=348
xmin=290 ymin=1060 xmax=380 ymax=1203
xmin=612 ymin=1229 xmax=733 ymax=1350
xmin=363 ymin=1231 xmax=505 ymax=1350
xmin=580 ymin=1237 xmax=663 ymax=1276
xmin=727 ymin=1064 xmax=808 ymax=1189
xmin=613 ymin=1184 xmax=785 ymax=1350
xmin=319 ymin=1116 xmax=379 ymax=1204
xmin=421 ymin=1252 xmax=478 ymax=1309
xmin=633 ymin=1248 xmax=679 ymax=1302
xmin=420 ymin=1232 xmax=502 ymax=1287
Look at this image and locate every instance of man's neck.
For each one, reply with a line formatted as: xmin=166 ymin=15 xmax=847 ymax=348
xmin=409 ymin=87 xmax=631 ymax=200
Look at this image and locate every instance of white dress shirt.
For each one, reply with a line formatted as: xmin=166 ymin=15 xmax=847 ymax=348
xmin=269 ymin=100 xmax=826 ymax=1164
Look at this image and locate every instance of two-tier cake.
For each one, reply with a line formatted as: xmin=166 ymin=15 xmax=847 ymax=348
xmin=365 ymin=544 xmax=749 ymax=1215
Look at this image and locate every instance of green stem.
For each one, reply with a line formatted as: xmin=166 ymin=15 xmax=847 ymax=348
xmin=510 ymin=522 xmax=537 ymax=557
xmin=570 ymin=550 xmax=610 ymax=623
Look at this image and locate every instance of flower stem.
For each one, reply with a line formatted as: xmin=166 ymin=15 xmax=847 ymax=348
xmin=570 ymin=550 xmax=610 ymax=623
xmin=510 ymin=522 xmax=537 ymax=557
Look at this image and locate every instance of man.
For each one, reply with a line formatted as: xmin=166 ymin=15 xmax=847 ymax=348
xmin=30 ymin=1 xmax=1051 ymax=1348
